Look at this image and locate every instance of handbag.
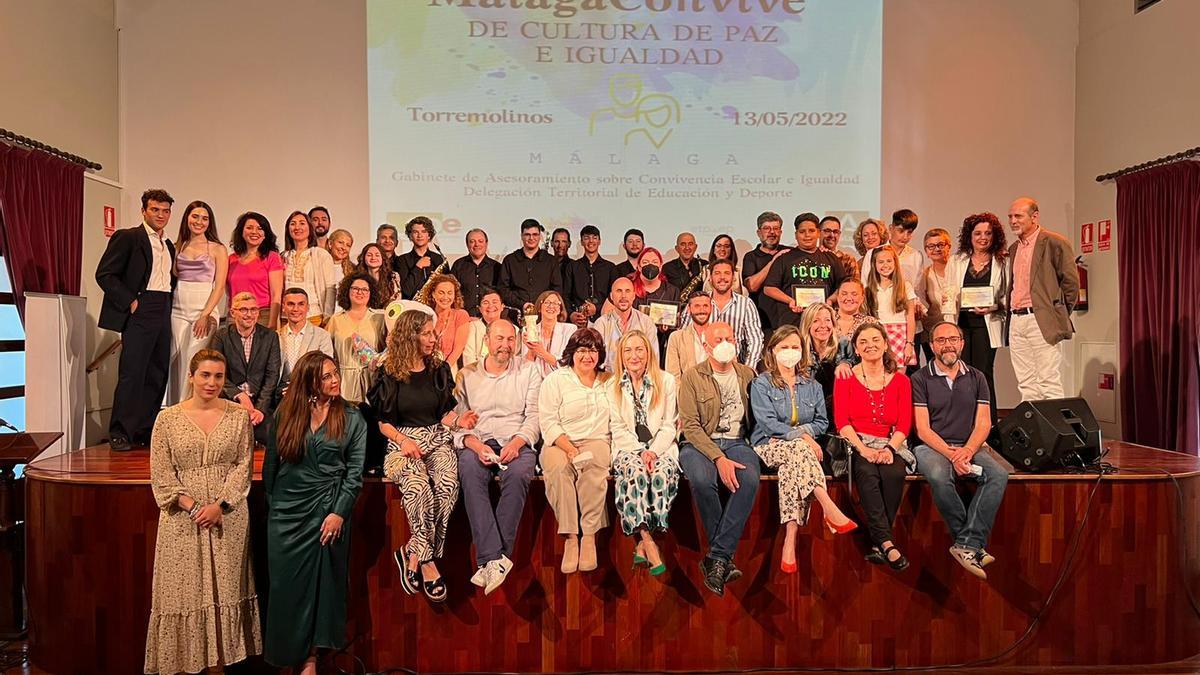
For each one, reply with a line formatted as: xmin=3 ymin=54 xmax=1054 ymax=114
xmin=820 ymin=433 xmax=851 ymax=479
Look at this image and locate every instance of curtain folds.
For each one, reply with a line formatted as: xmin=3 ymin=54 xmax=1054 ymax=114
xmin=1116 ymin=161 xmax=1200 ymax=456
xmin=0 ymin=143 xmax=85 ymax=321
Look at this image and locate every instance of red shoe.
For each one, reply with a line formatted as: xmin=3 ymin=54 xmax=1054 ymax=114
xmin=780 ymin=558 xmax=798 ymax=574
xmin=826 ymin=517 xmax=859 ymax=535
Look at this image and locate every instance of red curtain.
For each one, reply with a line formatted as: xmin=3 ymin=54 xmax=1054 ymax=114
xmin=1117 ymin=161 xmax=1200 ymax=456
xmin=0 ymin=143 xmax=85 ymax=320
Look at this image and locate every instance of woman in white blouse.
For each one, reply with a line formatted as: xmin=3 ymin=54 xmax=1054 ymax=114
xmin=607 ymin=330 xmax=678 ymax=577
xmin=537 ymin=327 xmax=611 ymax=576
xmin=524 ymin=290 xmax=577 ymax=376
xmin=281 ymin=211 xmax=338 ymax=325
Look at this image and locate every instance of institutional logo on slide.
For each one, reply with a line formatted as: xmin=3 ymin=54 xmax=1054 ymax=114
xmin=588 ymin=74 xmax=681 ymax=149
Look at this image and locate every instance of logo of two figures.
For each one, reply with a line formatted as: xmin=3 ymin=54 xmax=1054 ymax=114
xmin=588 ymin=74 xmax=681 ymax=149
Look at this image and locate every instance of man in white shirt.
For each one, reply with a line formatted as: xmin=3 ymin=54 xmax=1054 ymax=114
xmin=95 ymin=188 xmax=177 ymax=451
xmin=454 ymin=320 xmax=542 ymax=594
xmin=277 ymin=287 xmax=335 ymax=400
xmin=591 ymin=276 xmax=658 ymax=371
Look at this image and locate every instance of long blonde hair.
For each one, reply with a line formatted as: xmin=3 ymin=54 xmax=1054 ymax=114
xmin=609 ymin=330 xmax=663 ymax=415
xmin=865 ymin=245 xmax=911 ymax=316
xmin=798 ymin=302 xmax=837 ymax=375
xmin=383 ymin=309 xmax=443 ymax=383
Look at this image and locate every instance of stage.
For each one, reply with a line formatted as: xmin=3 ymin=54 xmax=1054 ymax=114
xmin=23 ymin=442 xmax=1200 ymax=674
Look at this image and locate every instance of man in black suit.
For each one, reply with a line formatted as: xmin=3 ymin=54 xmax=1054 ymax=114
xmin=209 ymin=292 xmax=281 ymax=445
xmin=95 ymin=188 xmax=177 ymax=451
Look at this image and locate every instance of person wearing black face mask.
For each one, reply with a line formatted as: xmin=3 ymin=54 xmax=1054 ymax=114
xmin=630 ymin=247 xmax=678 ymax=365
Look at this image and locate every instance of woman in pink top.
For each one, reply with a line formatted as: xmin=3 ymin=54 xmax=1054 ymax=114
xmin=419 ymin=273 xmax=471 ymax=373
xmin=833 ymin=322 xmax=913 ymax=571
xmin=227 ymin=212 xmax=284 ymax=327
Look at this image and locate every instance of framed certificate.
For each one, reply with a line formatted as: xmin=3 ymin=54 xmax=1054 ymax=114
xmin=960 ymin=285 xmax=995 ymax=309
xmin=793 ymin=287 xmax=827 ymax=309
xmin=646 ymin=301 xmax=681 ymax=327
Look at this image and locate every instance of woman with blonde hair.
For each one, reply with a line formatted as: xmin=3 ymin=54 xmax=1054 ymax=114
xmin=419 ymin=272 xmax=471 ymax=372
xmin=607 ymin=330 xmax=679 ymax=576
xmin=864 ymin=245 xmax=918 ymax=368
xmin=750 ymin=325 xmax=857 ymax=574
xmin=367 ymin=309 xmax=469 ymax=603
xmin=799 ymin=301 xmax=857 ymax=414
xmin=853 ymin=217 xmax=890 ymax=258
xmin=326 ymin=228 xmax=355 ymax=286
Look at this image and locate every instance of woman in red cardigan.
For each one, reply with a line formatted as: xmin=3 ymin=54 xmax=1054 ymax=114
xmin=834 ymin=322 xmax=914 ymax=571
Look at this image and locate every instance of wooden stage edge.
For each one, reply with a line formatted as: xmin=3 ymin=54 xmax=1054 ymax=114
xmin=23 ymin=441 xmax=1200 ymax=674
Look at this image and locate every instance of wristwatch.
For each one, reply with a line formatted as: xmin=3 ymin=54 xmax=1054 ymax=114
xmin=219 ymin=500 xmax=232 ymax=514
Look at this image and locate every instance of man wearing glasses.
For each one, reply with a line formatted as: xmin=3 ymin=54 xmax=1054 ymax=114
xmin=211 ymin=292 xmax=281 ymax=443
xmin=741 ymin=211 xmax=791 ymax=332
xmin=499 ymin=218 xmax=563 ymax=313
xmin=819 ymin=215 xmax=859 ymax=280
xmin=912 ymin=321 xmax=1008 ymax=580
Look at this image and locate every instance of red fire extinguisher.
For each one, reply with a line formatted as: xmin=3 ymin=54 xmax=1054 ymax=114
xmin=1075 ymin=256 xmax=1089 ymax=312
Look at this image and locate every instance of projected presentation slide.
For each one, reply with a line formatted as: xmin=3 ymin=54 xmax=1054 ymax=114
xmin=368 ymin=0 xmax=881 ymax=255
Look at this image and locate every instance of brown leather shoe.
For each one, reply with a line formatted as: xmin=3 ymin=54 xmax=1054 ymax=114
xmin=561 ymin=536 xmax=579 ymax=574
xmin=578 ymin=534 xmax=598 ymax=572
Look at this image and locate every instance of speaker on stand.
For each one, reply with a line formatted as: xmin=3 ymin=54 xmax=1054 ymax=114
xmin=998 ymin=397 xmax=1103 ymax=473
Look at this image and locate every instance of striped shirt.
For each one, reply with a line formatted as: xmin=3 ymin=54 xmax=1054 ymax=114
xmin=681 ymin=292 xmax=764 ymax=368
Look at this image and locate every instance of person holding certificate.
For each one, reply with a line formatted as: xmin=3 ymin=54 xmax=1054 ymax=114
xmin=762 ymin=213 xmax=848 ymax=330
xmin=630 ymin=247 xmax=680 ymax=361
xmin=947 ymin=212 xmax=1008 ymax=422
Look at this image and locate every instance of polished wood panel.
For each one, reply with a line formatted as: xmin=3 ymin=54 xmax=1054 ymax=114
xmin=24 ymin=442 xmax=1200 ymax=673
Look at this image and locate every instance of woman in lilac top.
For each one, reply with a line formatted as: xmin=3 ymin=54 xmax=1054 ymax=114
xmin=167 ymin=200 xmax=228 ymax=405
xmin=227 ymin=212 xmax=284 ymax=327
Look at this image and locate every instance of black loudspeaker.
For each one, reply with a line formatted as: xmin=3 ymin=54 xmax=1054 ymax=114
xmin=998 ymin=397 xmax=1103 ymax=472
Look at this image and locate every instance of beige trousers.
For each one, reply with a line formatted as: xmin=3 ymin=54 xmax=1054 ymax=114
xmin=540 ymin=438 xmax=611 ymax=535
xmin=1009 ymin=313 xmax=1067 ymax=401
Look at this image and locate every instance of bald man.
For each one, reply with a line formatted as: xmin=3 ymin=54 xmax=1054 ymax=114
xmin=663 ymin=231 xmax=706 ymax=290
xmin=591 ymin=276 xmax=659 ymax=372
xmin=1005 ymin=197 xmax=1079 ymax=400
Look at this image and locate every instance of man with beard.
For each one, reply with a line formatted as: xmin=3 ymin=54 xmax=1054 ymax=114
xmin=666 ymin=290 xmax=712 ymax=379
xmin=565 ymin=224 xmax=617 ymax=326
xmin=700 ymin=259 xmax=763 ymax=368
xmin=820 ymin=215 xmax=858 ymax=280
xmin=453 ymin=319 xmax=542 ymax=594
xmin=308 ymin=205 xmax=332 ymax=249
xmin=912 ymin=321 xmax=1008 ymax=580
xmin=612 ymin=228 xmax=645 ymax=279
xmin=591 ymin=276 xmax=657 ymax=372
xmin=741 ymin=211 xmax=791 ymax=332
xmin=376 ymin=223 xmax=400 ymax=270
xmin=662 ymin=232 xmax=706 ymax=290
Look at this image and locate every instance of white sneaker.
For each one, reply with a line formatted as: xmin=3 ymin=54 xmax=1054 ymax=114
xmin=484 ymin=555 xmax=513 ymax=595
xmin=949 ymin=545 xmax=987 ymax=580
xmin=470 ymin=565 xmax=488 ymax=588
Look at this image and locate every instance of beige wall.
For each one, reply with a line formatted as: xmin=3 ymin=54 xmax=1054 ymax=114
xmin=882 ymin=0 xmax=1078 ymax=409
xmin=0 ymin=0 xmax=120 ymax=442
xmin=1074 ymin=0 xmax=1200 ymax=439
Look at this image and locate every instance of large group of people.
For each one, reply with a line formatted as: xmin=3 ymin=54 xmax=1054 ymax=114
xmin=100 ymin=190 xmax=1079 ymax=674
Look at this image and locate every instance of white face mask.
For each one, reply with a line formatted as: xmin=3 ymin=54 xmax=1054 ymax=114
xmin=776 ymin=348 xmax=803 ymax=369
xmin=711 ymin=341 xmax=737 ymax=364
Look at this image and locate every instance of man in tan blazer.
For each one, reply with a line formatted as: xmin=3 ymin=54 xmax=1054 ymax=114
xmin=1005 ymin=197 xmax=1080 ymax=400
xmin=665 ymin=291 xmax=712 ymax=379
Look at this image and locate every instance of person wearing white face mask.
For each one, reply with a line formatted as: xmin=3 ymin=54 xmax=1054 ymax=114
xmin=677 ymin=322 xmax=760 ymax=597
xmin=749 ymin=325 xmax=858 ymax=574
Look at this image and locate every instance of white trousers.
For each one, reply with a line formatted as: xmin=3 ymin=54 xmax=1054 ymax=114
xmin=167 ymin=280 xmax=216 ymax=405
xmin=1008 ymin=312 xmax=1066 ymax=401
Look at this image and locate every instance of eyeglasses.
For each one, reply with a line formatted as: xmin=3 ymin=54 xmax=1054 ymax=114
xmin=574 ymin=347 xmax=599 ymax=355
xmin=932 ymin=336 xmax=963 ymax=346
xmin=232 ymin=307 xmax=260 ymax=314
xmin=925 ymin=243 xmax=951 ymax=250
xmin=350 ymin=286 xmax=371 ymax=293
xmin=821 ymin=228 xmax=841 ymax=235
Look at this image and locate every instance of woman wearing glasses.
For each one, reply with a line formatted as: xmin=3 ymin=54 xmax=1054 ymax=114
xmin=915 ymin=229 xmax=957 ymax=362
xmin=327 ymin=272 xmax=386 ymax=403
xmin=537 ymin=328 xmax=612 ymax=575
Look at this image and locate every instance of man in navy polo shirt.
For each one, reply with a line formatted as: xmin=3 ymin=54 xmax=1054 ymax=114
xmin=912 ymin=321 xmax=1009 ymax=579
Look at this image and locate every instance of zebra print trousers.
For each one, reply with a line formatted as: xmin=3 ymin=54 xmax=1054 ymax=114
xmin=383 ymin=424 xmax=459 ymax=563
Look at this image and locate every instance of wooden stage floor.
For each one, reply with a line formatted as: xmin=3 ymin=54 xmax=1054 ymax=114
xmin=22 ymin=441 xmax=1200 ymax=674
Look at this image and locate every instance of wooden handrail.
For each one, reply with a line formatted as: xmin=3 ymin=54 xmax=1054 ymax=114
xmin=87 ymin=340 xmax=121 ymax=373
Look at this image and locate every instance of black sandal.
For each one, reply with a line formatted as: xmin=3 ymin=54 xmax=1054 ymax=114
xmin=422 ymin=572 xmax=448 ymax=603
xmin=881 ymin=543 xmax=909 ymax=571
xmin=865 ymin=546 xmax=885 ymax=565
xmin=394 ymin=546 xmax=419 ymax=595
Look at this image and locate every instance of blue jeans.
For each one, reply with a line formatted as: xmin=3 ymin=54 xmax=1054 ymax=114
xmin=457 ymin=440 xmax=537 ymax=565
xmin=678 ymin=440 xmax=761 ymax=563
xmin=914 ymin=444 xmax=1009 ymax=552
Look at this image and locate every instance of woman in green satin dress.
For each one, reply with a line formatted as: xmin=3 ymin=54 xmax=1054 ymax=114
xmin=263 ymin=351 xmax=366 ymax=674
